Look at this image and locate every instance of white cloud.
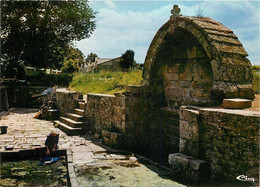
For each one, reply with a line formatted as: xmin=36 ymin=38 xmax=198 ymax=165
xmin=76 ymin=1 xmax=260 ymax=65
xmin=76 ymin=4 xmax=174 ymax=63
xmin=105 ymin=0 xmax=117 ymax=9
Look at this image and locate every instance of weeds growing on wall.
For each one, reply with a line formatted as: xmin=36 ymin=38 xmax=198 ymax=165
xmin=69 ymin=69 xmax=143 ymax=94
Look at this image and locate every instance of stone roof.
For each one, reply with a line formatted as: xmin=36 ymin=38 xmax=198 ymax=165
xmin=183 ymin=17 xmax=248 ymax=57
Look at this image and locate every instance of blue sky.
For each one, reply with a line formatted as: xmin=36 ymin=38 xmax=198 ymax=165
xmin=75 ymin=0 xmax=260 ymax=65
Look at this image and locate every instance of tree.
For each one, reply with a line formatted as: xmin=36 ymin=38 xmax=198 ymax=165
xmin=196 ymin=7 xmax=204 ymax=17
xmin=1 ymin=0 xmax=96 ymax=77
xmin=61 ymin=46 xmax=85 ymax=73
xmin=120 ymin=50 xmax=135 ymax=71
xmin=61 ymin=59 xmax=80 ymax=73
xmin=86 ymin=53 xmax=98 ymax=63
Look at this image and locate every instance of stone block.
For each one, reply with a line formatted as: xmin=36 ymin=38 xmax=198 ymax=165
xmin=180 ymin=108 xmax=199 ymax=123
xmin=168 ymin=153 xmax=210 ymax=181
xmin=67 ymin=154 xmax=73 ymax=163
xmin=164 ymin=73 xmax=176 ymax=82
xmin=168 ymin=153 xmax=192 ymax=178
xmin=103 ymin=136 xmax=113 ymax=147
xmin=189 ymin=159 xmax=210 ymax=181
xmin=223 ymin=98 xmax=252 ymax=109
xmin=179 ymin=120 xmax=199 ymax=141
xmin=187 ymin=46 xmax=197 ymax=58
xmin=180 ymin=81 xmax=191 ymax=88
xmin=110 ymin=132 xmax=123 ymax=142
xmin=179 ymin=73 xmax=187 ymax=80
xmin=89 ymin=144 xmax=106 ymax=154
xmin=94 ymin=133 xmax=101 ymax=139
xmin=179 ymin=138 xmax=199 ymax=158
xmin=167 ymin=66 xmax=174 ymax=73
xmin=102 ymin=130 xmax=111 ymax=138
xmin=168 ymin=153 xmax=192 ymax=166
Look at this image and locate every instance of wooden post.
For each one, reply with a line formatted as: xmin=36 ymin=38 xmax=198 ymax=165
xmin=13 ymin=86 xmax=17 ymax=105
xmin=5 ymin=89 xmax=9 ymax=112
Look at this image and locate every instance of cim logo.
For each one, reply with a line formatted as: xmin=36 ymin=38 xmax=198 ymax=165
xmin=236 ymin=175 xmax=255 ymax=183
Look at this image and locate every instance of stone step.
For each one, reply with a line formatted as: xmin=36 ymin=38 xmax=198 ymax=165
xmin=67 ymin=113 xmax=85 ymax=122
xmin=54 ymin=121 xmax=84 ymax=136
xmin=78 ymin=102 xmax=85 ymax=110
xmin=60 ymin=116 xmax=86 ymax=128
xmin=77 ymin=99 xmax=85 ymax=103
xmin=74 ymin=108 xmax=84 ymax=116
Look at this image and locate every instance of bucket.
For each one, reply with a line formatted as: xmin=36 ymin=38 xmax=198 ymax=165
xmin=0 ymin=126 xmax=8 ymax=134
xmin=72 ymin=93 xmax=79 ymax=100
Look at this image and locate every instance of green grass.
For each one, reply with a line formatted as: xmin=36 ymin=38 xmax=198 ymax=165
xmin=69 ymin=66 xmax=259 ymax=95
xmin=252 ymin=65 xmax=260 ymax=94
xmin=69 ymin=69 xmax=143 ymax=94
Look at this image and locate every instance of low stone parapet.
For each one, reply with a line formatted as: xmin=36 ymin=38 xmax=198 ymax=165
xmin=179 ymin=106 xmax=259 ymax=180
xmin=85 ymin=93 xmax=125 ymax=134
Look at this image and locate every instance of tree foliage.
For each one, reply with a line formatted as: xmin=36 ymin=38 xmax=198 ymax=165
xmin=120 ymin=50 xmax=135 ymax=70
xmin=86 ymin=52 xmax=98 ymax=63
xmin=61 ymin=46 xmax=85 ymax=73
xmin=1 ymin=0 xmax=96 ymax=77
xmin=61 ymin=59 xmax=80 ymax=73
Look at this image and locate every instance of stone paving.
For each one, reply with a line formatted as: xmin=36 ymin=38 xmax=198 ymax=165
xmin=0 ymin=108 xmax=184 ymax=187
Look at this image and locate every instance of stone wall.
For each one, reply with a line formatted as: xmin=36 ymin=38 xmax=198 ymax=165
xmin=85 ymin=93 xmax=125 ymax=134
xmin=154 ymin=28 xmax=214 ymax=108
xmin=160 ymin=107 xmax=180 ymax=154
xmin=123 ymin=86 xmax=162 ymax=154
xmin=179 ymin=106 xmax=259 ymax=180
xmin=122 ymin=86 xmax=180 ymax=160
xmin=55 ymin=89 xmax=82 ymax=116
xmin=55 ymin=87 xmax=259 ymax=181
xmin=82 ymin=86 xmax=180 ymax=159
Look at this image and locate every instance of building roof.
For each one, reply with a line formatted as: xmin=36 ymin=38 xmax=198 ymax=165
xmin=96 ymin=58 xmax=112 ymax=65
xmin=97 ymin=57 xmax=121 ymax=66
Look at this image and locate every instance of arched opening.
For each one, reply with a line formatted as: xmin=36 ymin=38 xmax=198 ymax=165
xmin=151 ymin=27 xmax=213 ymax=108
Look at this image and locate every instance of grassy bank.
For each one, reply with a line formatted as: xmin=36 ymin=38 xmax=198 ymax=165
xmin=69 ymin=69 xmax=143 ymax=94
xmin=69 ymin=66 xmax=259 ymax=95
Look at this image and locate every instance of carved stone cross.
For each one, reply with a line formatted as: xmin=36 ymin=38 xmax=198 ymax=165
xmin=170 ymin=5 xmax=181 ymax=20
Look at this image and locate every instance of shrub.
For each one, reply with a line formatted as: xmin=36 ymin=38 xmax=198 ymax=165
xmin=26 ymin=71 xmax=72 ymax=87
xmin=61 ymin=59 xmax=80 ymax=73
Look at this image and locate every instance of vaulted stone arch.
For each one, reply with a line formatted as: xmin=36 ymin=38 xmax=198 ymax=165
xmin=143 ymin=16 xmax=254 ymax=107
